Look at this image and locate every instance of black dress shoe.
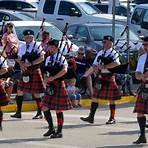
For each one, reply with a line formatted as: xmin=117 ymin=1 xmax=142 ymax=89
xmin=43 ymin=129 xmax=55 ymax=137
xmin=50 ymin=132 xmax=63 ymax=139
xmin=106 ymin=118 xmax=116 ymax=124
xmin=32 ymin=114 xmax=43 ymax=119
xmin=80 ymin=116 xmax=94 ymax=124
xmin=133 ymin=136 xmax=147 ymax=144
xmin=10 ymin=113 xmax=21 ymax=118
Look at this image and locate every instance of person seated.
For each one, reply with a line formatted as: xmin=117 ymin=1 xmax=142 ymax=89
xmin=66 ymin=78 xmax=82 ymax=107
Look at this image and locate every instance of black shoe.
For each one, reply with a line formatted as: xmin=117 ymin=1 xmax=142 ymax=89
xmin=32 ymin=113 xmax=43 ymax=119
xmin=43 ymin=129 xmax=55 ymax=137
xmin=50 ymin=132 xmax=63 ymax=139
xmin=106 ymin=118 xmax=116 ymax=124
xmin=145 ymin=124 xmax=148 ymax=128
xmin=80 ymin=116 xmax=94 ymax=124
xmin=10 ymin=113 xmax=21 ymax=118
xmin=133 ymin=136 xmax=147 ymax=144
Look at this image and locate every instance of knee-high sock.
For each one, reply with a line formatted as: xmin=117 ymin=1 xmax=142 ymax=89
xmin=0 ymin=110 xmax=3 ymax=127
xmin=43 ymin=110 xmax=54 ymax=130
xmin=56 ymin=112 xmax=64 ymax=133
xmin=16 ymin=96 xmax=24 ymax=114
xmin=89 ymin=102 xmax=98 ymax=119
xmin=109 ymin=104 xmax=116 ymax=119
xmin=34 ymin=98 xmax=42 ymax=113
xmin=137 ymin=116 xmax=146 ymax=138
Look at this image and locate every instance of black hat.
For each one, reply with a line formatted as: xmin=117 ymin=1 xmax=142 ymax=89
xmin=48 ymin=39 xmax=59 ymax=47
xmin=143 ymin=36 xmax=148 ymax=42
xmin=103 ymin=35 xmax=114 ymax=42
xmin=23 ymin=29 xmax=34 ymax=36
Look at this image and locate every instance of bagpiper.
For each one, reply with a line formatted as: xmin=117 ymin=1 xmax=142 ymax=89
xmin=42 ymin=39 xmax=72 ymax=138
xmin=10 ymin=29 xmax=45 ymax=119
xmin=80 ymin=35 xmax=121 ymax=124
xmin=133 ymin=37 xmax=148 ymax=144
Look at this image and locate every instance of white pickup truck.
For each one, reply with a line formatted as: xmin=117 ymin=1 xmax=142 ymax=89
xmin=36 ymin=0 xmax=127 ymax=31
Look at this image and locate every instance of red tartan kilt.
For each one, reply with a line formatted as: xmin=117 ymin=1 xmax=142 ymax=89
xmin=133 ymin=95 xmax=148 ymax=114
xmin=93 ymin=75 xmax=121 ymax=100
xmin=17 ymin=68 xmax=45 ymax=93
xmin=42 ymin=80 xmax=72 ymax=110
xmin=0 ymin=80 xmax=9 ymax=106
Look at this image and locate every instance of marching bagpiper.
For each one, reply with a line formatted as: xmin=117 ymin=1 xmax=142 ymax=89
xmin=133 ymin=37 xmax=148 ymax=144
xmin=42 ymin=39 xmax=72 ymax=138
xmin=0 ymin=56 xmax=10 ymax=130
xmin=10 ymin=29 xmax=45 ymax=119
xmin=80 ymin=35 xmax=121 ymax=124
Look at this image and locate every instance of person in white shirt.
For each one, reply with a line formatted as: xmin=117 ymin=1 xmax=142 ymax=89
xmin=133 ymin=36 xmax=148 ymax=144
xmin=80 ymin=35 xmax=121 ymax=124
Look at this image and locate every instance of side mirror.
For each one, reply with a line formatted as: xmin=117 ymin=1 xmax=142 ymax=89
xmin=78 ymin=37 xmax=87 ymax=42
xmin=141 ymin=21 xmax=148 ymax=30
xmin=2 ymin=15 xmax=10 ymax=21
xmin=70 ymin=8 xmax=81 ymax=17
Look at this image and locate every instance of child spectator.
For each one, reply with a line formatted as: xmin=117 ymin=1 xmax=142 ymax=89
xmin=66 ymin=78 xmax=82 ymax=107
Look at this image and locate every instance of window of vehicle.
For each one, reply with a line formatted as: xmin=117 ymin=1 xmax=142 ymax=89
xmin=115 ymin=6 xmax=127 ymax=16
xmin=43 ymin=0 xmax=56 ymax=14
xmin=142 ymin=10 xmax=148 ymax=23
xmin=67 ymin=26 xmax=77 ymax=37
xmin=14 ymin=25 xmax=62 ymax=41
xmin=75 ymin=26 xmax=89 ymax=39
xmin=58 ymin=1 xmax=80 ymax=15
xmin=89 ymin=25 xmax=139 ymax=42
xmin=94 ymin=4 xmax=108 ymax=13
xmin=131 ymin=8 xmax=143 ymax=25
xmin=134 ymin=0 xmax=148 ymax=4
xmin=79 ymin=2 xmax=99 ymax=15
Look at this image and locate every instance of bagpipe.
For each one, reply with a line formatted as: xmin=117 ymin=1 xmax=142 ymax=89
xmin=44 ymin=23 xmax=75 ymax=81
xmin=96 ymin=26 xmax=137 ymax=74
xmin=21 ymin=18 xmax=46 ymax=64
xmin=21 ymin=18 xmax=45 ymax=83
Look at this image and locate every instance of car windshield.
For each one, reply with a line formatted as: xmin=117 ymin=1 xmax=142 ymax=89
xmin=78 ymin=2 xmax=99 ymax=15
xmin=89 ymin=25 xmax=139 ymax=41
xmin=15 ymin=25 xmax=62 ymax=41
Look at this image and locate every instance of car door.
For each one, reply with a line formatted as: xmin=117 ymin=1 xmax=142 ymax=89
xmin=56 ymin=1 xmax=82 ymax=31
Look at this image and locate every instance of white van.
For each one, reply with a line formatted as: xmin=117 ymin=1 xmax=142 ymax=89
xmin=130 ymin=4 xmax=148 ymax=37
xmin=36 ymin=0 xmax=127 ymax=31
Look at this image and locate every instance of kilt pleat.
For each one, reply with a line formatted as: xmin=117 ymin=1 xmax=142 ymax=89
xmin=17 ymin=68 xmax=45 ymax=93
xmin=133 ymin=95 xmax=148 ymax=114
xmin=93 ymin=75 xmax=121 ymax=100
xmin=42 ymin=80 xmax=72 ymax=110
xmin=0 ymin=80 xmax=9 ymax=106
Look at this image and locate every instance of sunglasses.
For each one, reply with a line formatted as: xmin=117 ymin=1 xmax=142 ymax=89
xmin=78 ymin=52 xmax=84 ymax=55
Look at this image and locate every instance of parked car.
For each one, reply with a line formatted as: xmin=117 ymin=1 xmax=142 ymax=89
xmin=0 ymin=21 xmax=78 ymax=54
xmin=0 ymin=10 xmax=34 ymax=22
xmin=0 ymin=0 xmax=37 ymax=17
xmin=66 ymin=23 xmax=142 ymax=70
xmin=130 ymin=4 xmax=148 ymax=37
xmin=36 ymin=0 xmax=126 ymax=31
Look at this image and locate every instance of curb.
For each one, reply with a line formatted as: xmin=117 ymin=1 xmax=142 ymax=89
xmin=1 ymin=96 xmax=137 ymax=112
